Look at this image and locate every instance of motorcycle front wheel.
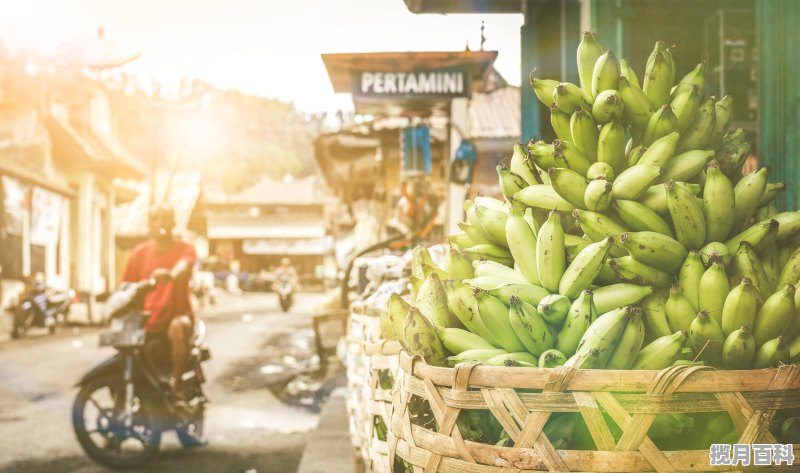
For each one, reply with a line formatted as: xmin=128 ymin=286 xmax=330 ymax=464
xmin=72 ymin=377 xmax=161 ymax=469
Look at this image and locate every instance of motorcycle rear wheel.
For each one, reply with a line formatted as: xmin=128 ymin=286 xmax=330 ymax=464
xmin=72 ymin=377 xmax=161 ymax=469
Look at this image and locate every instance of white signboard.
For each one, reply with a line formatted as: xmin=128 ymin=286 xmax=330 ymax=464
xmin=30 ymin=187 xmax=63 ymax=246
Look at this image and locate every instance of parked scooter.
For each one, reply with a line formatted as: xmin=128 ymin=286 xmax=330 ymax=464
xmin=10 ymin=280 xmax=76 ymax=338
xmin=277 ymin=274 xmax=294 ymax=312
xmin=72 ymin=279 xmax=210 ymax=469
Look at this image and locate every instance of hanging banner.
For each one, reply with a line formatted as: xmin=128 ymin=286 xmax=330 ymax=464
xmin=30 ymin=187 xmax=63 ymax=246
xmin=1 ymin=175 xmax=28 ymax=236
xmin=351 ymin=66 xmax=471 ymax=99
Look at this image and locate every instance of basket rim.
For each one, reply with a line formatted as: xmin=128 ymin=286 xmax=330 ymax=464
xmin=398 ymin=350 xmax=800 ymax=393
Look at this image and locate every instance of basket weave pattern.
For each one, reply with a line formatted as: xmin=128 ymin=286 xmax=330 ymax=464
xmin=388 ymin=351 xmax=800 ymax=472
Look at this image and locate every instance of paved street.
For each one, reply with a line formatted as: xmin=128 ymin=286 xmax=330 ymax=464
xmin=0 ymin=292 xmax=342 ymax=473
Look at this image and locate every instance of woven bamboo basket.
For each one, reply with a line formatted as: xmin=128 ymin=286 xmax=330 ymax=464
xmin=346 ymin=304 xmax=403 ymax=472
xmin=388 ymin=350 xmax=800 ymax=472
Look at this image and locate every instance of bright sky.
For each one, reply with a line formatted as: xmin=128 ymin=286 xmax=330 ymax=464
xmin=0 ymin=0 xmax=523 ymax=116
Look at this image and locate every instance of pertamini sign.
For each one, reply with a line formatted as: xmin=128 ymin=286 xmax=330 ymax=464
xmin=351 ymin=66 xmax=471 ymax=99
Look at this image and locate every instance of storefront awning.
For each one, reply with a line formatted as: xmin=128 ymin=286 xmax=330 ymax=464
xmin=242 ymin=238 xmax=325 ymax=256
xmin=207 ymin=225 xmax=325 ymax=240
xmin=0 ymin=154 xmax=76 ymax=197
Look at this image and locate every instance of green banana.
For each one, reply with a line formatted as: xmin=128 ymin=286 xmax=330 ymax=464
xmin=606 ymin=308 xmax=646 ymax=369
xmin=725 ymin=218 xmax=778 ymax=256
xmin=677 ymin=97 xmax=716 ymax=152
xmin=530 ymin=75 xmax=560 ymax=107
xmin=609 ymin=256 xmax=673 ymax=287
xmin=444 ymin=280 xmax=498 ymax=345
xmin=553 ymin=82 xmax=593 ymax=113
xmin=543 ymin=413 xmax=579 ymax=449
xmin=643 ymin=48 xmax=672 ymax=108
xmin=638 ymin=182 xmax=700 ymax=216
xmin=464 ymin=244 xmax=513 ymax=266
xmin=475 ymin=290 xmax=527 ymax=353
xmin=721 ymin=278 xmax=760 ymax=337
xmin=459 ymin=222 xmax=492 ymax=246
xmin=584 ymin=178 xmax=613 ymax=212
xmin=446 ymin=247 xmax=475 ymax=280
xmin=752 ymin=283 xmax=796 ymax=347
xmin=660 ymin=149 xmax=715 ymax=183
xmin=473 ymin=260 xmax=527 ymax=284
xmin=711 ymin=95 xmax=734 ymax=147
xmin=538 ymin=348 xmax=568 ymax=368
xmin=448 ymin=348 xmax=509 ymax=364
xmin=678 ymin=250 xmax=705 ymax=311
xmin=756 ymin=205 xmax=779 ymax=221
xmin=612 ymin=199 xmax=673 ymax=236
xmin=474 ymin=203 xmax=509 ymax=246
xmin=556 ymin=289 xmax=598 ymax=357
xmin=524 ymin=207 xmax=545 ymax=236
xmin=761 ymin=245 xmax=781 ymax=295
xmin=513 ymin=184 xmax=576 ymax=212
xmin=537 ymin=211 xmax=566 ymax=292
xmin=729 ymin=241 xmax=771 ymax=298
xmin=632 ymin=331 xmax=687 ymax=370
xmin=698 ymin=257 xmax=730 ymax=326
xmin=618 ymin=231 xmax=688 ymax=274
xmin=549 ymin=103 xmax=573 ymax=141
xmin=703 ymin=160 xmax=736 ymax=243
xmin=572 ymin=209 xmax=629 ymax=255
xmin=677 ymin=59 xmax=706 ymax=94
xmin=384 ymin=292 xmax=411 ymax=345
xmin=597 ymin=121 xmax=627 ymax=175
xmin=648 ymin=414 xmax=696 ymax=441
xmin=669 ymin=83 xmax=702 ymax=132
xmin=722 ymin=324 xmax=756 ymax=370
xmin=565 ymin=347 xmax=603 ymax=369
xmin=438 ymin=327 xmax=497 ymax=354
xmin=618 ymin=76 xmax=653 ymax=134
xmin=421 ymin=262 xmax=448 ymax=281
xmin=549 ymin=167 xmax=589 ymax=209
xmin=591 ymin=89 xmax=624 ymax=124
xmin=527 ymin=140 xmax=559 ymax=171
xmin=559 ymin=237 xmax=615 ymax=298
xmin=570 ymin=108 xmax=599 ymax=162
xmin=612 ymin=163 xmax=662 ymax=201
xmin=485 ymin=352 xmax=539 ymax=367
xmin=778 ymin=247 xmax=800 ymax=287
xmin=592 ymin=283 xmax=653 ymax=314
xmin=509 ymin=296 xmax=554 ymax=356
xmin=486 ymin=282 xmax=550 ymax=307
xmin=510 ymin=142 xmax=541 ymax=186
xmin=640 ymin=290 xmax=672 ymax=339
xmin=732 ymin=166 xmax=770 ymax=233
xmin=575 ymin=307 xmax=632 ymax=368
xmin=505 ymin=207 xmax=541 ymax=285
xmin=449 ymin=231 xmax=478 ymax=250
xmin=619 ymin=57 xmax=640 ymax=88
xmin=689 ymin=310 xmax=725 ymax=366
xmin=699 ymin=241 xmax=732 ymax=268
xmin=416 ymin=272 xmax=454 ymax=328
xmin=537 ymin=294 xmax=572 ymax=325
xmin=774 ymin=211 xmax=800 ymax=242
xmin=666 ymin=179 xmax=706 ymax=250
xmin=404 ymin=306 xmax=448 ymax=366
xmin=553 ymin=139 xmax=592 ymax=176
xmin=497 ymin=165 xmax=529 ymax=199
xmin=641 ymin=105 xmax=678 ymax=146
xmin=591 ymin=49 xmax=621 ymax=97
xmin=753 ymin=336 xmax=790 ymax=369
xmin=412 ymin=245 xmax=436 ymax=279
xmin=587 ymin=161 xmax=615 ymax=181
xmin=639 ymin=132 xmax=680 ymax=167
xmin=758 ymin=182 xmax=785 ymax=207
xmin=666 ymin=286 xmax=698 ymax=333
xmin=577 ymin=31 xmax=605 ymax=97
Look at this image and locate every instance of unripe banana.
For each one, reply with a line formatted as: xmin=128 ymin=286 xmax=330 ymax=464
xmin=537 ymin=294 xmax=572 ymax=325
xmin=778 ymin=247 xmax=800 ymax=287
xmin=725 ymin=218 xmax=778 ymax=256
xmin=609 ymin=256 xmax=672 ymax=288
xmin=618 ymin=57 xmax=640 ymax=88
xmin=553 ymin=139 xmax=592 ymax=176
xmin=384 ymin=292 xmax=411 ymax=345
xmin=699 ymin=241 xmax=732 ymax=268
xmin=597 ymin=121 xmax=627 ymax=174
xmin=612 ymin=200 xmax=673 ymax=236
xmin=641 ymin=105 xmax=678 ymax=146
xmin=565 ymin=347 xmax=604 ymax=369
xmin=570 ymin=108 xmax=599 ymax=162
xmin=549 ymin=167 xmax=589 ymax=209
xmin=547 ymin=103 xmax=572 ymax=142
xmin=606 ymin=308 xmax=646 ymax=369
xmin=497 ymin=165 xmax=529 ymax=199
xmin=524 ymin=207 xmax=545 ymax=236
xmin=449 ymin=231 xmax=478 ymax=250
xmin=753 ymin=336 xmax=790 ymax=369
xmin=643 ymin=48 xmax=672 ymax=109
xmin=404 ymin=306 xmax=448 ymax=366
xmin=677 ymin=59 xmax=707 ymax=93
xmin=592 ymin=283 xmax=654 ymax=315
xmin=446 ymin=247 xmax=475 ymax=280
xmin=474 ymin=203 xmax=510 ymax=246
xmin=509 ymin=296 xmax=554 ymax=356
xmin=583 ymin=178 xmax=612 ymax=212
xmin=587 ymin=161 xmax=615 ymax=180
xmin=660 ymin=150 xmax=715 ymax=183
xmin=711 ymin=95 xmax=734 ymax=147
xmin=575 ymin=306 xmax=631 ymax=368
xmin=448 ymin=348 xmax=509 ymax=365
xmin=485 ymin=282 xmax=550 ymax=307
xmin=572 ymin=208 xmax=628 ymax=248
xmin=666 ymin=286 xmax=697 ymax=334
xmin=510 ymin=142 xmax=540 ymax=187
xmin=553 ymin=82 xmax=593 ymax=113
xmin=612 ymin=164 xmax=662 ymax=200
xmin=474 ymin=260 xmax=527 ymax=283
xmin=505 ymin=208 xmax=541 ymax=286
xmin=639 ymin=132 xmax=680 ymax=167
xmin=703 ymin=160 xmax=736 ymax=243
xmin=538 ymin=348 xmax=568 ymax=368
xmin=640 ymin=290 xmax=672 ymax=339
xmin=618 ymin=76 xmax=654 ymax=134
xmin=464 ymin=244 xmax=513 ymax=266
xmin=459 ymin=222 xmax=492 ymax=246
xmin=756 ymin=205 xmax=778 ymax=221
xmin=678 ymin=251 xmax=705 ymax=311
xmin=627 ymin=144 xmax=648 ymax=168
xmin=416 ymin=272 xmax=455 ymax=328
xmin=666 ymin=179 xmax=706 ymax=250
xmin=678 ymin=97 xmax=716 ymax=152
xmin=527 ymin=140 xmax=559 ymax=172
xmin=592 ymin=89 xmax=624 ymax=124
xmin=732 ymin=166 xmax=770 ymax=234
xmin=444 ymin=280 xmax=498 ymax=346
xmin=530 ymin=74 xmax=560 ymax=107
xmin=412 ymin=245 xmax=436 ymax=279
xmin=761 ymin=245 xmax=781 ymax=295
xmin=689 ymin=310 xmax=725 ymax=366
xmin=475 ymin=290 xmax=526 ymax=353
xmin=537 ymin=211 xmax=566 ymax=292
xmin=559 ymin=237 xmax=615 ymax=299
xmin=722 ymin=324 xmax=756 ymax=370
xmin=698 ymin=257 xmax=730 ymax=326
xmin=632 ymin=331 xmax=687 ymax=370
xmin=577 ymin=31 xmax=605 ymax=97
xmin=729 ymin=241 xmax=771 ymax=299
xmin=591 ymin=49 xmax=621 ymax=98
xmin=513 ymin=184 xmax=576 ymax=212
xmin=669 ymin=83 xmax=702 ymax=132
xmin=421 ymin=262 xmax=448 ymax=281
xmin=438 ymin=327 xmax=497 ymax=354
xmin=758 ymin=182 xmax=785 ymax=207
xmin=485 ymin=352 xmax=539 ymax=367
xmin=638 ymin=182 xmax=701 ymax=216
xmin=556 ymin=290 xmax=597 ymax=357
xmin=752 ymin=283 xmax=796 ymax=347
xmin=618 ymin=231 xmax=688 ymax=274
xmin=773 ymin=211 xmax=800 ymax=243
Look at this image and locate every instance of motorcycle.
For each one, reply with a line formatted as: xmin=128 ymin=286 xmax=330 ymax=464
xmin=10 ymin=282 xmax=76 ymax=338
xmin=72 ymin=279 xmax=211 ymax=469
xmin=277 ymin=275 xmax=294 ymax=312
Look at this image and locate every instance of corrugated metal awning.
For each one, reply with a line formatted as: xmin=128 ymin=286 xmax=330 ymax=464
xmin=468 ymin=86 xmax=520 ymax=140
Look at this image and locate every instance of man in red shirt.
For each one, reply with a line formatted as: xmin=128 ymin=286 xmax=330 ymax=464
xmin=121 ymin=204 xmax=196 ymax=401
